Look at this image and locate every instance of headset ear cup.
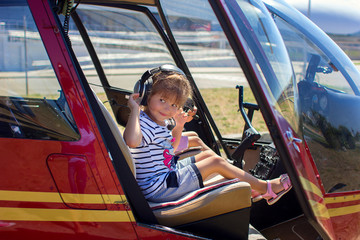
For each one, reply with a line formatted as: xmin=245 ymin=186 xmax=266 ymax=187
xmin=141 ymin=77 xmax=153 ymax=106
xmin=141 ymin=89 xmax=148 ymax=106
xmin=133 ymin=80 xmax=144 ymax=105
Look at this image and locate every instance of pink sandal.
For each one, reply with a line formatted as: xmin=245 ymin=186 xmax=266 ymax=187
xmin=262 ymin=174 xmax=292 ymax=205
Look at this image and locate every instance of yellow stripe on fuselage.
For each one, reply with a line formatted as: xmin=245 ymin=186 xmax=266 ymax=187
xmin=325 ymin=195 xmax=360 ymax=218
xmin=0 ymin=190 xmax=62 ymax=203
xmin=298 ymin=176 xmax=331 ymax=219
xmin=0 ymin=207 xmax=133 ymax=222
xmin=299 ymin=176 xmax=323 ymax=198
xmin=298 ymin=176 xmax=360 ymax=219
xmin=327 ymin=204 xmax=360 ymax=218
xmin=308 ymin=199 xmax=330 ymax=219
xmin=325 ymin=194 xmax=360 ymax=204
xmin=0 ymin=190 xmax=124 ymax=204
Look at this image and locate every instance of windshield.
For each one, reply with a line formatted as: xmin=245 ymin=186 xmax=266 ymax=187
xmin=223 ymin=0 xmax=298 ymax=129
xmin=269 ymin=4 xmax=360 ymax=193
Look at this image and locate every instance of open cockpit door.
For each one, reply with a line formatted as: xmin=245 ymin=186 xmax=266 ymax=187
xmin=208 ymin=0 xmax=336 ymax=239
xmin=263 ymin=0 xmax=360 ymax=239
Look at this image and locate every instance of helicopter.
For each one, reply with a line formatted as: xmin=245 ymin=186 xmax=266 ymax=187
xmin=0 ymin=0 xmax=360 ymax=239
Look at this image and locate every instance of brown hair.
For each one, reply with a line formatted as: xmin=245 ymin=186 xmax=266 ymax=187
xmin=148 ymin=71 xmax=192 ymax=107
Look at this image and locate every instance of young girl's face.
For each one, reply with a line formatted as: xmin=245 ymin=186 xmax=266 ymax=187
xmin=145 ymin=93 xmax=179 ymax=126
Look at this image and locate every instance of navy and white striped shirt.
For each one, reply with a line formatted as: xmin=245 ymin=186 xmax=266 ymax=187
xmin=129 ymin=111 xmax=177 ymax=199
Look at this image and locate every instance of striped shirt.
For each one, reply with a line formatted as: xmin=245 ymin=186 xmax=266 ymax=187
xmin=129 ymin=111 xmax=177 ymax=199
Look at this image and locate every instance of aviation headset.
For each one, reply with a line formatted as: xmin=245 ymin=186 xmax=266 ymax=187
xmin=133 ymin=64 xmax=186 ymax=106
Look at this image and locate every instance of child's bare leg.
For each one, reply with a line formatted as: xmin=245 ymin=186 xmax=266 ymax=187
xmin=195 ymin=155 xmax=285 ymax=195
xmin=188 ymin=136 xmax=211 ymax=151
xmin=194 ymin=149 xmax=218 ymax=162
xmin=183 ymin=132 xmax=281 ymax=192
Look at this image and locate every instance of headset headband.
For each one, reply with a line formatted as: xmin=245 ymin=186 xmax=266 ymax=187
xmin=139 ymin=64 xmax=186 ymax=86
xmin=134 ymin=64 xmax=186 ymax=106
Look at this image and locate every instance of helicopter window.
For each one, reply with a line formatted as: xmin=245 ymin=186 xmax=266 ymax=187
xmin=160 ymin=0 xmax=266 ymax=140
xmin=67 ymin=5 xmax=177 ymax=129
xmin=273 ymin=15 xmax=355 ymax=96
xmin=222 ymin=0 xmax=298 ymax=133
xmin=69 ymin=5 xmax=175 ymax=93
xmin=0 ymin=1 xmax=80 ymax=141
xmin=273 ymin=13 xmax=360 ymax=193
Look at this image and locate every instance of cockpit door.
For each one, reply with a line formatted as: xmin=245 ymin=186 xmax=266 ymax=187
xmin=263 ymin=1 xmax=360 ymax=239
xmin=209 ymin=0 xmax=335 ymax=239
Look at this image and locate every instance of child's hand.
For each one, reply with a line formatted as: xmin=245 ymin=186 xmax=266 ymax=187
xmin=174 ymin=106 xmax=197 ymax=127
xmin=186 ymin=105 xmax=197 ymax=119
xmin=127 ymin=93 xmax=141 ymax=112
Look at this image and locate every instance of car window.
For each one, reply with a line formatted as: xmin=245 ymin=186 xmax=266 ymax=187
xmin=0 ymin=1 xmax=79 ymax=141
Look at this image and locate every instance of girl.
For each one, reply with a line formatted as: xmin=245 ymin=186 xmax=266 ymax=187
xmin=124 ymin=67 xmax=291 ymax=204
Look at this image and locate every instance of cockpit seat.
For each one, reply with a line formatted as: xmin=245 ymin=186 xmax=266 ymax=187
xmin=149 ymin=177 xmax=251 ymax=226
xmin=95 ymin=93 xmax=252 ymax=239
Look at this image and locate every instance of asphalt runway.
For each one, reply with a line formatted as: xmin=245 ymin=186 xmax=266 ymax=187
xmin=1 ymin=64 xmax=360 ymax=96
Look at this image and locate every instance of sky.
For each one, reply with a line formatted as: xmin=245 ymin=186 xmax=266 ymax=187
xmin=285 ymin=0 xmax=360 ymax=35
